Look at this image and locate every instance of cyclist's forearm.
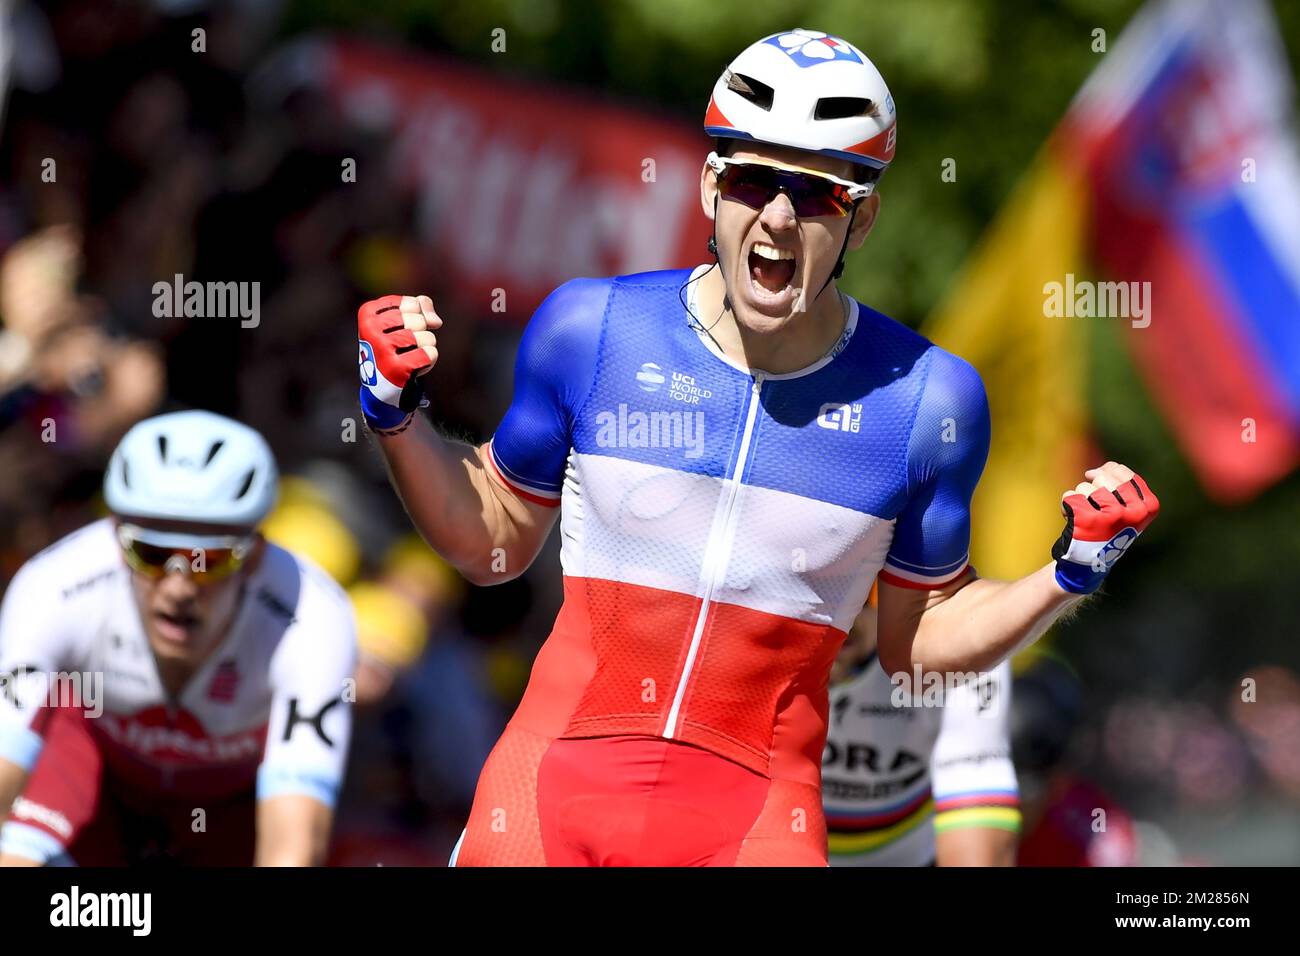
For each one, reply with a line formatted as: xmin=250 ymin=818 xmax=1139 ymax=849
xmin=372 ymin=417 xmax=513 ymax=583
xmin=255 ymin=795 xmax=332 ymax=867
xmin=0 ymin=755 xmax=28 ymax=824
xmin=935 ymin=826 xmax=1018 ymax=866
xmin=910 ymin=565 xmax=1085 ymax=674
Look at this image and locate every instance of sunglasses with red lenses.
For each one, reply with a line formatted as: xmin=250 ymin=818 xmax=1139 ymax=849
xmin=707 ymin=152 xmax=872 ymax=218
xmin=116 ymin=523 xmax=254 ymax=584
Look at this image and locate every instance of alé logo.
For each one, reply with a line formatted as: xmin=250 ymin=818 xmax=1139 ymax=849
xmin=817 ymin=402 xmax=862 ymax=433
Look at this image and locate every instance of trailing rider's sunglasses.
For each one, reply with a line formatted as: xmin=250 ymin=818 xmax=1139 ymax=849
xmin=116 ymin=523 xmax=255 ymax=584
xmin=706 ymin=151 xmax=873 ymax=218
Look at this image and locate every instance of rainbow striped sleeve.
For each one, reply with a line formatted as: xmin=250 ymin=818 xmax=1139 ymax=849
xmin=933 ymin=788 xmax=1021 ymax=834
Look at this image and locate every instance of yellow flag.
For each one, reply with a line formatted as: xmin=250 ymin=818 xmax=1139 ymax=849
xmin=924 ymin=151 xmax=1091 ymax=582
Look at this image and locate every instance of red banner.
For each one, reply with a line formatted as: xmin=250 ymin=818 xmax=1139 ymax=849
xmin=317 ymin=38 xmax=713 ymax=321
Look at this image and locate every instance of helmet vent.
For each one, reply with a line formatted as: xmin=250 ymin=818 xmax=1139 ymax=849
xmin=235 ymin=468 xmax=256 ymax=500
xmin=121 ymin=459 xmax=130 ymax=488
xmin=204 ymin=440 xmax=225 ymax=467
xmin=157 ymin=434 xmax=168 ymax=462
xmin=814 ymin=96 xmax=875 ymax=120
xmin=726 ymin=71 xmax=773 ymax=111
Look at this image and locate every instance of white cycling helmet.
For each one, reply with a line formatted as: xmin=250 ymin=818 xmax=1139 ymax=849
xmin=704 ymin=28 xmax=897 ymax=175
xmin=104 ymin=410 xmax=279 ymax=528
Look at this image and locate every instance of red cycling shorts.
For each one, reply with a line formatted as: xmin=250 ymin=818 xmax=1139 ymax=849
xmin=0 ymin=707 xmax=255 ymax=866
xmin=451 ymin=726 xmax=828 ymax=866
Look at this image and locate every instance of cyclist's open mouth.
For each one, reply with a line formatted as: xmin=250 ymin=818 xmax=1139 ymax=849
xmin=154 ymin=609 xmax=200 ymax=643
xmin=747 ymin=241 xmax=797 ymax=306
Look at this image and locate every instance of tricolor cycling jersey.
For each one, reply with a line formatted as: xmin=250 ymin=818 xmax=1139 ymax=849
xmin=0 ymin=519 xmax=356 ymax=806
xmin=485 ymin=266 xmax=990 ymax=787
xmin=823 ymin=658 xmax=1019 ymax=866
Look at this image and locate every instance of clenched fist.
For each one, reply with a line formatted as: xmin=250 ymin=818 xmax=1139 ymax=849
xmin=1051 ymin=461 xmax=1160 ymax=594
xmin=357 ymin=295 xmax=443 ymax=432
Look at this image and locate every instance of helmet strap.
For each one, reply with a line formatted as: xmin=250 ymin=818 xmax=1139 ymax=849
xmin=707 ymin=193 xmax=733 ymax=314
xmin=707 ymin=192 xmax=720 ymax=258
xmin=686 ymin=195 xmax=731 ymax=352
xmin=815 ymin=204 xmax=857 ymax=301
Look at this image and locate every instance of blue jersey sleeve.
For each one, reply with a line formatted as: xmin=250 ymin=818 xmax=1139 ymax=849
xmin=488 ymin=278 xmax=610 ymax=505
xmin=881 ymin=348 xmax=990 ymax=589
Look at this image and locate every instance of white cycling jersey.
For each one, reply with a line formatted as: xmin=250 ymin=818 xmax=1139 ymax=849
xmin=0 ymin=518 xmax=357 ymax=811
xmin=823 ymin=656 xmax=1019 ymax=866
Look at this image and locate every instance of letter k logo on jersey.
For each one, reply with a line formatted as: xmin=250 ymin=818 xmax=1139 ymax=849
xmin=283 ymin=696 xmax=342 ymax=747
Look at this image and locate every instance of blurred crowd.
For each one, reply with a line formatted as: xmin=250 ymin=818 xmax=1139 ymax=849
xmin=0 ymin=0 xmax=1296 ymax=865
xmin=0 ymin=0 xmax=557 ymax=864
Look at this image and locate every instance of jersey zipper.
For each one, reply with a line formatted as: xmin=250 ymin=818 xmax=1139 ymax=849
xmin=663 ymin=371 xmax=765 ymax=739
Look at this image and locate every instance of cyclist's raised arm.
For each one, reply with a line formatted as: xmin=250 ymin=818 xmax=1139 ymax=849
xmin=359 ymin=279 xmax=610 ymax=586
xmin=876 ymin=350 xmax=1080 ymax=675
xmin=255 ymin=562 xmax=357 ymax=866
xmin=877 ymin=345 xmax=1158 ymax=677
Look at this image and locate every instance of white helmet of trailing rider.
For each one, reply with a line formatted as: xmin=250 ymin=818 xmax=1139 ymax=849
xmin=104 ymin=410 xmax=279 ymax=528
